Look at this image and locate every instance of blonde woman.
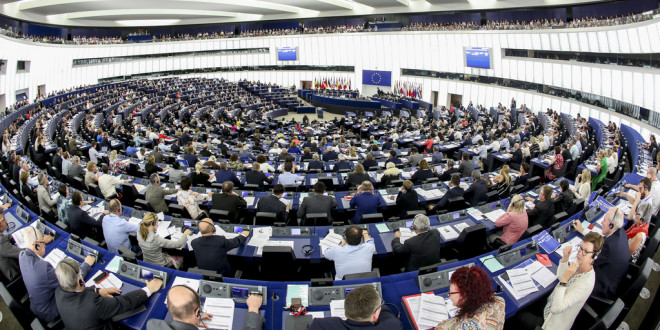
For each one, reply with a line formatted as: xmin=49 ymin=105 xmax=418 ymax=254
xmin=347 ymin=147 xmax=359 ymax=160
xmin=521 ymin=142 xmax=530 ymax=158
xmin=489 ymin=194 xmax=528 ymax=245
xmin=573 ymin=169 xmax=592 ymax=200
xmin=381 ymin=162 xmax=400 ymax=187
xmin=137 ymin=212 xmax=192 ymax=269
xmin=606 ymin=149 xmax=616 ymax=174
xmin=109 ymin=150 xmax=128 ymax=173
xmin=492 ymin=165 xmax=512 ymax=198
xmin=529 ymin=137 xmax=540 ymax=156
xmin=192 ymin=161 xmax=215 ymax=187
xmin=538 ymin=135 xmax=547 ymax=152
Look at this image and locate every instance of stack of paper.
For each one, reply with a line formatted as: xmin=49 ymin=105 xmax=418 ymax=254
xmin=286 ymin=284 xmax=309 ymax=307
xmin=214 ymin=225 xmax=239 ymax=239
xmin=202 ymin=298 xmax=235 ymax=329
xmin=86 ymin=270 xmax=123 ymax=290
xmin=171 ymin=277 xmax=200 ymax=293
xmin=467 ymin=208 xmax=484 ymax=220
xmin=484 ymin=209 xmax=506 ymax=222
xmin=128 ymin=217 xmax=142 ymax=226
xmin=244 ymin=196 xmax=256 ymax=206
xmin=248 ymin=227 xmax=272 ymax=247
xmin=416 ymin=293 xmax=450 ymax=329
xmin=453 ymin=222 xmax=470 ymax=233
xmin=506 ymin=268 xmax=539 ymax=298
xmin=330 ymin=300 xmax=346 ymax=320
xmin=525 ymin=201 xmax=535 ymax=209
xmin=415 ymin=189 xmax=445 ymax=200
xmin=44 ymin=248 xmax=66 ymax=268
xmin=399 ymin=227 xmax=417 ymax=243
xmin=382 ymin=194 xmax=397 ymax=206
xmin=459 ymin=182 xmax=470 ymax=190
xmin=319 ymin=232 xmax=343 ymax=255
xmin=279 ymin=198 xmax=293 ymax=208
xmin=524 ymin=261 xmax=556 ymax=288
xmin=555 ymin=236 xmax=582 ymax=262
xmin=155 ymin=221 xmax=172 ymax=238
xmin=437 ymin=226 xmax=460 ymax=240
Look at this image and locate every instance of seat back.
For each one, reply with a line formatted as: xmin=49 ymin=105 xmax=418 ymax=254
xmin=361 ymin=213 xmax=384 ymax=224
xmin=261 ymin=246 xmax=297 ymax=281
xmin=0 ymin=282 xmax=34 ymax=329
xmin=88 ymin=183 xmax=104 ymax=199
xmin=169 ymin=204 xmax=192 ymax=219
xmin=254 ymin=212 xmax=276 ymax=226
xmin=638 ymin=228 xmax=660 ymax=265
xmin=343 ymin=269 xmax=380 ymax=280
xmin=447 ymin=197 xmax=468 ymax=212
xmin=304 ymin=213 xmax=329 ymax=226
xmin=455 ymin=223 xmax=487 ymax=259
xmin=526 ymin=176 xmax=540 ymax=190
xmin=587 ymin=299 xmax=625 ymax=330
xmin=209 ymin=209 xmax=231 ymax=223
xmin=622 ymin=257 xmax=653 ymax=307
xmin=520 ymin=224 xmax=543 ymax=240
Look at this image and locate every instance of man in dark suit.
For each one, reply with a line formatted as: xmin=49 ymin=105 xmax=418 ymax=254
xmin=245 ymin=163 xmax=272 ymax=190
xmin=429 ymin=173 xmax=464 ymax=211
xmin=183 ymin=148 xmax=198 ymax=167
xmin=307 ymin=154 xmax=325 ymax=172
xmin=322 ymin=146 xmax=339 ymax=162
xmin=525 ymin=185 xmax=556 ymax=228
xmin=54 ymin=257 xmax=163 ymax=330
xmin=561 ymin=143 xmax=572 ymax=162
xmin=349 ymin=181 xmax=384 ymax=224
xmin=437 ymin=159 xmax=460 ymax=181
xmin=513 ymin=163 xmax=530 ymax=187
xmin=0 ymin=213 xmax=21 ymax=281
xmin=191 ymin=218 xmax=250 ymax=276
xmin=211 ymin=182 xmax=247 ymax=222
xmin=392 ymin=215 xmax=441 ymax=271
xmin=384 ymin=150 xmax=403 ymax=166
xmin=573 ymin=207 xmax=629 ymax=299
xmin=256 ymin=184 xmax=289 ymax=224
xmin=298 ymin=182 xmax=337 ymax=225
xmin=69 ymin=191 xmax=106 ymax=238
xmin=511 ymin=143 xmax=523 ymax=165
xmin=169 ymin=140 xmax=181 ymax=154
xmin=463 ymin=170 xmax=488 ymax=206
xmin=458 ymin=152 xmax=474 ymax=178
xmin=332 ymin=154 xmax=352 ymax=172
xmin=308 ymin=285 xmax=402 ymax=329
xmin=215 ymin=162 xmax=241 ymax=187
xmin=52 ymin=148 xmax=63 ymax=173
xmin=12 ymin=155 xmax=21 ymax=184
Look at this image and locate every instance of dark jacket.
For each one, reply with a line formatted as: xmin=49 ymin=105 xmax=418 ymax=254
xmin=349 ymin=192 xmax=384 ymax=223
xmin=308 ymin=306 xmax=403 ymax=330
xmin=526 ymin=199 xmax=555 ymax=228
xmin=212 ymin=193 xmax=248 ymax=222
xmin=308 ymin=160 xmax=325 ymax=172
xmin=593 ymin=228 xmax=630 ymax=299
xmin=511 ymin=148 xmax=523 ymax=165
xmin=395 ymin=190 xmax=419 ymax=217
xmin=191 ymin=234 xmax=247 ymax=276
xmin=361 ymin=159 xmax=379 ymax=171
xmin=463 ymin=179 xmax=488 ymax=206
xmin=55 ymin=284 xmax=148 ymax=330
xmin=0 ymin=234 xmax=21 ymax=281
xmin=437 ymin=167 xmax=459 ymax=182
xmin=458 ymin=161 xmax=475 ymax=178
xmin=513 ymin=174 xmax=529 ymax=187
xmin=146 ymin=312 xmax=265 ymax=330
xmin=68 ymin=203 xmax=103 ymax=238
xmin=246 ymin=170 xmax=272 ymax=190
xmin=551 ymin=189 xmax=574 ymax=213
xmin=392 ymin=229 xmax=441 ymax=272
xmin=346 ymin=173 xmax=370 ymax=187
xmin=216 ymin=169 xmax=241 ymax=187
xmin=322 ymin=151 xmax=339 ymax=162
xmin=256 ymin=194 xmax=288 ymax=224
xmin=410 ymin=169 xmax=435 ymax=185
xmin=299 ymin=194 xmax=337 ymax=225
xmin=434 ymin=186 xmax=465 ymax=210
xmin=333 ymin=161 xmax=352 ymax=172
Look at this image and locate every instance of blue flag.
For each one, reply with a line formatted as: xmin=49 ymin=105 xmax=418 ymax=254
xmin=362 ymin=70 xmax=391 ymax=87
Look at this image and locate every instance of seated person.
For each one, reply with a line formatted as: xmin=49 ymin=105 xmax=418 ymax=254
xmin=145 ymin=156 xmax=169 ymax=176
xmin=513 ymin=162 xmax=530 ymax=186
xmin=324 ymin=225 xmax=375 ymax=280
xmin=463 ymin=170 xmax=488 ymax=206
xmin=361 ymin=153 xmax=378 ymax=171
xmin=429 ymin=173 xmax=464 ymax=211
xmin=573 ymin=169 xmax=592 ymax=201
xmin=211 ymin=181 xmax=246 ymax=222
xmin=333 ymin=154 xmax=352 ymax=172
xmin=0 ymin=213 xmax=22 ymax=281
xmin=551 ymin=179 xmax=574 ymax=213
xmin=346 ymin=164 xmax=370 ymax=187
xmin=491 ymin=164 xmax=512 ymax=198
xmin=525 ymin=185 xmax=555 ymax=228
xmin=191 ymin=218 xmax=250 ymax=276
xmin=435 ymin=266 xmax=505 ymax=329
xmin=191 ymin=162 xmax=216 ymax=187
xmin=488 ymin=194 xmax=528 ymax=246
xmin=308 ymin=285 xmax=402 ymax=329
xmin=395 ymin=180 xmax=419 ymax=218
xmin=298 ymin=182 xmax=337 ymax=225
xmin=54 ymin=257 xmax=163 ymax=329
xmin=349 ymin=181 xmax=384 ymax=224
xmin=380 ymin=162 xmax=400 ymax=188
xmin=626 ymin=200 xmax=653 ymax=263
xmin=384 ymin=150 xmax=402 ymax=166
xmin=410 ymin=159 xmax=435 ymax=185
xmin=246 ymin=163 xmax=273 ymax=190
xmin=256 ymin=184 xmax=289 ymax=224
xmin=392 ymin=215 xmax=441 ymax=271
xmin=177 ymin=177 xmax=213 ymax=220
xmin=137 ymin=212 xmax=192 ymax=269
xmin=102 ymin=199 xmax=139 ymax=254
xmin=307 ymin=154 xmax=324 ymax=172
xmin=436 ymin=159 xmax=459 ymax=181
xmin=458 ymin=152 xmax=475 ymax=178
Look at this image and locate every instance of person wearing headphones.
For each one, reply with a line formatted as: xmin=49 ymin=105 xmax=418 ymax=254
xmin=102 ymin=199 xmax=139 ymax=254
xmin=18 ymin=226 xmax=95 ymax=323
xmin=36 ymin=172 xmax=56 ymax=215
xmin=309 ymin=285 xmax=402 ymax=329
xmin=324 ymin=225 xmax=375 ymax=280
xmin=137 ymin=212 xmax=192 ymax=269
xmin=191 ymin=218 xmax=250 ymax=277
xmin=54 ymin=257 xmax=162 ymax=330
xmin=488 ymin=194 xmax=529 ymax=246
xmin=392 ymin=214 xmax=441 ymax=272
xmin=146 ymin=286 xmax=265 ymax=330
xmin=522 ymin=232 xmax=604 ymax=329
xmin=573 ymin=207 xmax=630 ymax=299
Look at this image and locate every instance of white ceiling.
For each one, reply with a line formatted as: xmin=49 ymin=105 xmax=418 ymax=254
xmin=0 ymin=0 xmax=612 ymax=27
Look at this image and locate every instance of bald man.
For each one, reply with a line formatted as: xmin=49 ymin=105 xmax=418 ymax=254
xmin=147 ymin=286 xmax=265 ymax=330
xmin=190 ymin=219 xmax=250 ymax=276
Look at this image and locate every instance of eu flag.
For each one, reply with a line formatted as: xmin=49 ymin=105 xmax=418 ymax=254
xmin=362 ymin=70 xmax=392 ymax=87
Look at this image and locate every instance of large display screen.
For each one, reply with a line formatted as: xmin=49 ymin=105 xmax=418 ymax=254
xmin=277 ymin=47 xmax=298 ymax=61
xmin=465 ymin=47 xmax=491 ymax=69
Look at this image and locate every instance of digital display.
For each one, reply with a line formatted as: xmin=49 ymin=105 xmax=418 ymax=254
xmin=405 ymin=221 xmax=413 ymax=228
xmin=265 ymin=173 xmax=271 ymax=177
xmin=141 ymin=269 xmax=154 ymax=281
xmin=277 ymin=47 xmax=297 ymax=61
xmin=327 ymin=173 xmax=332 ymax=177
xmin=465 ymin=47 xmax=491 ymax=69
xmin=234 ymin=226 xmax=243 ymax=233
xmin=232 ymin=287 xmax=249 ymax=299
xmin=184 ymin=221 xmax=192 ymax=227
xmin=453 ymin=213 xmax=460 ymax=219
xmin=242 ymin=191 xmax=249 ymax=197
xmin=345 ymin=288 xmax=356 ymax=296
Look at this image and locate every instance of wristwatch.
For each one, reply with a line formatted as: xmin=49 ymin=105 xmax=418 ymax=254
xmin=558 ymin=282 xmax=568 ymax=287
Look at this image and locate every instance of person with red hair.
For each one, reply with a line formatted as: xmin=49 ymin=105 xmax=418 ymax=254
xmin=435 ymin=265 xmax=505 ymax=329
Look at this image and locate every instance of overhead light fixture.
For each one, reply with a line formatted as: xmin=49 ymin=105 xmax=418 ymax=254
xmin=116 ymin=19 xmax=181 ymax=26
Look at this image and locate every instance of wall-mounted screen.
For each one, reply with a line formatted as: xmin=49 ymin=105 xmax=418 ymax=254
xmin=465 ymin=47 xmax=491 ymax=69
xmin=277 ymin=47 xmax=298 ymax=61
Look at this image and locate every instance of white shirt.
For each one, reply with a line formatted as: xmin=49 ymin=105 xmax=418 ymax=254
xmin=98 ymin=174 xmax=123 ymax=199
xmin=89 ymin=148 xmax=100 ymax=163
xmin=650 ymin=180 xmax=660 ymax=216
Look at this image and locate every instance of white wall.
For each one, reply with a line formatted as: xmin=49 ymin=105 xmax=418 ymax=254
xmin=0 ymin=17 xmax=658 ymax=134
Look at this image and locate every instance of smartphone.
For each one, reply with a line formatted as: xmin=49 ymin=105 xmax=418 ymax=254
xmin=93 ymin=271 xmax=109 ymax=284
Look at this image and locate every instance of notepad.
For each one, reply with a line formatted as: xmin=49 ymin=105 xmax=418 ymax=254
xmin=375 ymin=223 xmax=390 ymax=233
xmin=330 ymin=300 xmax=346 ymax=320
xmin=203 ymin=298 xmax=235 ymax=329
xmin=480 ymin=255 xmax=504 ymax=273
xmin=286 ymin=284 xmax=309 ymax=307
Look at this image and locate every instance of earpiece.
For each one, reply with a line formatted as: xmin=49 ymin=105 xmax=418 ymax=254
xmin=609 ymin=222 xmax=614 ymax=230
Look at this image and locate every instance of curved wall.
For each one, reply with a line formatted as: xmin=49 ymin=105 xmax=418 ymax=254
xmin=0 ymin=17 xmax=658 ymax=138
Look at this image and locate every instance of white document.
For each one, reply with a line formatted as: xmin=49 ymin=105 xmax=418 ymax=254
xmin=11 ymin=222 xmax=39 ymax=248
xmin=404 ymin=295 xmax=422 ymax=326
xmin=330 ymin=300 xmax=346 ymax=320
xmin=128 ymin=217 xmax=142 ymax=226
xmin=525 ymin=261 xmax=556 ymax=288
xmin=382 ymin=194 xmax=397 ymax=206
xmin=186 ymin=232 xmax=202 ymax=251
xmin=279 ymin=198 xmax=293 ymax=208
xmin=85 ymin=270 xmax=123 ymax=290
xmin=202 ymin=297 xmax=235 ymax=330
xmin=320 ymin=232 xmax=343 ymax=255
xmin=437 ymin=225 xmax=460 ymax=240
xmin=307 ymin=311 xmax=326 ymax=318
xmin=247 ymin=227 xmax=272 ymax=247
xmin=170 ymin=277 xmax=200 ymax=295
xmin=555 ymin=236 xmax=582 ymax=262
xmin=399 ymin=227 xmax=417 ymax=244
xmin=467 ymin=208 xmax=484 ymax=220
xmin=484 ymin=209 xmax=506 ymax=222
xmin=507 ymin=268 xmax=539 ymax=298
xmin=156 ymin=221 xmax=172 ymax=238
xmin=244 ymin=196 xmax=255 ymax=206
xmin=44 ymin=248 xmax=66 ymax=269
xmin=156 ymin=212 xmax=165 ymax=221
xmin=453 ymin=222 xmax=470 ymax=233
xmin=417 ymin=293 xmax=449 ymax=329
xmin=525 ymin=201 xmax=535 ymax=209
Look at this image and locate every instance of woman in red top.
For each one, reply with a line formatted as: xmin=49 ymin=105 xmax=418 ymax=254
xmin=626 ymin=198 xmax=652 ymax=262
xmin=545 ymin=146 xmax=564 ymax=180
xmin=420 ymin=133 xmax=435 ymax=154
xmin=157 ymin=130 xmax=170 ymax=140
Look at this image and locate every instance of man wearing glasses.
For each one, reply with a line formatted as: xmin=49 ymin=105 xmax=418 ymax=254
xmin=573 ymin=206 xmax=629 ymax=299
xmin=309 ymin=285 xmax=402 ymax=329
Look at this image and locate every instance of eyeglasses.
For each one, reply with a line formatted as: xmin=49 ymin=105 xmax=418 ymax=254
xmin=448 ymin=291 xmax=461 ymax=296
xmin=577 ymin=246 xmax=594 ymax=255
xmin=373 ymin=300 xmax=384 ymax=313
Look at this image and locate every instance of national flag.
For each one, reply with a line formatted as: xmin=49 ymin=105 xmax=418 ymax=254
xmin=314 ymin=78 xmax=318 ymax=89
